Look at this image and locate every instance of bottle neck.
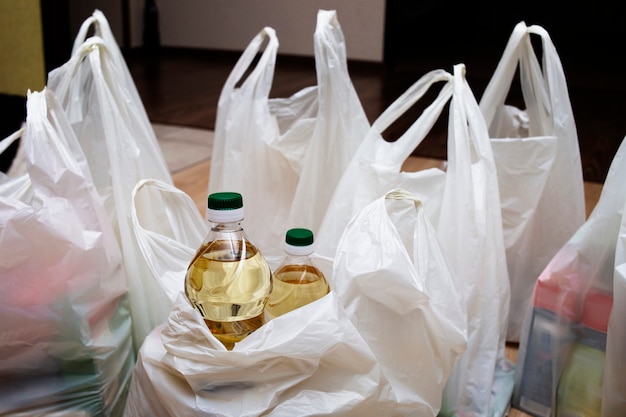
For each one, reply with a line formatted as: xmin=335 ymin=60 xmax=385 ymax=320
xmin=211 ymin=220 xmax=243 ymax=232
xmin=207 ymin=220 xmax=246 ymax=244
xmin=283 ymin=251 xmax=313 ymax=265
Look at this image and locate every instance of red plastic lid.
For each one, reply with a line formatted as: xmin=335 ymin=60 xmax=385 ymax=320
xmin=533 ymin=279 xmax=579 ymax=321
xmin=581 ymin=290 xmax=613 ymax=333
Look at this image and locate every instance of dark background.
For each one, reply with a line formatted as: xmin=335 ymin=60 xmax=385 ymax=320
xmin=2 ymin=0 xmax=624 ymax=184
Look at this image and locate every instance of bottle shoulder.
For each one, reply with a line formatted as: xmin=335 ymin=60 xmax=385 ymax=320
xmin=192 ymin=235 xmax=264 ymax=263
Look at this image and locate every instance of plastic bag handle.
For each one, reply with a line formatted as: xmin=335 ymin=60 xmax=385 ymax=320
xmin=371 ymin=69 xmax=454 ymax=167
xmin=72 ymin=16 xmax=98 ymax=54
xmin=314 ymin=10 xmax=348 ymax=84
xmin=220 ymin=27 xmax=278 ymax=101
xmin=385 ymin=188 xmax=423 ymax=209
xmin=131 ymin=178 xmax=206 ymax=303
xmin=72 ymin=10 xmax=116 ymax=55
xmin=449 ymin=63 xmax=496 ymax=167
xmin=479 ymin=21 xmax=554 ymax=130
xmin=0 ymin=128 xmax=25 ymax=155
xmin=52 ymin=36 xmax=111 ymax=103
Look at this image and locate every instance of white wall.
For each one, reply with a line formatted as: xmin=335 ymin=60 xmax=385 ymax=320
xmin=130 ymin=0 xmax=386 ymax=62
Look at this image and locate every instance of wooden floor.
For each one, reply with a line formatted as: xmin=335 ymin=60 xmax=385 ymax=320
xmin=128 ymin=47 xmax=625 ymax=185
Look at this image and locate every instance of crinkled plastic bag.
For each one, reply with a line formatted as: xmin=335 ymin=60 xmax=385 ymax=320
xmin=125 ymin=289 xmax=395 ymax=417
xmin=47 ymin=26 xmax=174 ymax=349
xmin=480 ymin=21 xmax=586 ymax=342
xmin=332 ymin=189 xmax=468 ymax=415
xmin=514 ymin=134 xmax=626 ymax=416
xmin=125 ymin=180 xmax=397 ymax=415
xmin=209 ymin=10 xmax=370 ymax=259
xmin=605 ymin=140 xmax=626 ymax=414
xmin=0 ymin=89 xmax=134 ymax=416
xmin=317 ymin=64 xmax=514 ymax=416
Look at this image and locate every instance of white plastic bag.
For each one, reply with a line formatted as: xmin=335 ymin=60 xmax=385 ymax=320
xmin=315 ymin=68 xmax=452 ymax=257
xmin=208 ymin=25 xmax=305 ymax=259
xmin=287 ymin=10 xmax=371 ymax=234
xmin=125 ymin=290 xmax=395 ymax=416
xmin=605 ymin=141 xmax=626 ymax=414
xmin=479 ymin=21 xmax=586 ymax=341
xmin=131 ymin=178 xmax=208 ymax=304
xmin=332 ymin=189 xmax=467 ymax=415
xmin=0 ymin=88 xmax=134 ymax=416
xmin=209 ymin=10 xmax=369 ymax=259
xmin=318 ymin=64 xmax=514 ymax=416
xmin=514 ymin=134 xmax=626 ymax=416
xmin=47 ymin=35 xmax=174 ymax=349
xmin=123 ymin=184 xmax=398 ymax=415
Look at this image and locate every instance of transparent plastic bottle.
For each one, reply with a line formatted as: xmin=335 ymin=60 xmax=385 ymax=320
xmin=265 ymin=228 xmax=330 ymax=320
xmin=185 ymin=192 xmax=272 ymax=350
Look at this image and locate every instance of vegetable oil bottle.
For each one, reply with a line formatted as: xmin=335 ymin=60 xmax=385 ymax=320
xmin=185 ymin=192 xmax=272 ymax=350
xmin=265 ymin=228 xmax=329 ymax=320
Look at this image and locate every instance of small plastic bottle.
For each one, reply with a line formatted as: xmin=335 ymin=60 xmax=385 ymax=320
xmin=265 ymin=228 xmax=330 ymax=320
xmin=185 ymin=192 xmax=272 ymax=350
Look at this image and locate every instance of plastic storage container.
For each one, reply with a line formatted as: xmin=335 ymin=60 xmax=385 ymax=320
xmin=556 ymin=290 xmax=613 ymax=417
xmin=265 ymin=228 xmax=329 ymax=320
xmin=516 ymin=280 xmax=578 ymax=417
xmin=185 ymin=192 xmax=272 ymax=350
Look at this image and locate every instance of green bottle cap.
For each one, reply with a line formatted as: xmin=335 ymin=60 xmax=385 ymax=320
xmin=284 ymin=228 xmax=314 ymax=256
xmin=285 ymin=228 xmax=314 ymax=246
xmin=207 ymin=192 xmax=243 ymax=210
xmin=206 ymin=192 xmax=244 ymax=223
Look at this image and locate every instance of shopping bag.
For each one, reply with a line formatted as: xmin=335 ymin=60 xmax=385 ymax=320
xmin=513 ymin=134 xmax=626 ymax=417
xmin=0 ymin=88 xmax=134 ymax=416
xmin=318 ymin=64 xmax=514 ymax=416
xmin=479 ymin=21 xmax=586 ymax=341
xmin=604 ymin=147 xmax=626 ymax=414
xmin=124 ymin=287 xmax=395 ymax=416
xmin=131 ymin=178 xmax=208 ymax=304
xmin=209 ymin=10 xmax=369 ymax=259
xmin=332 ymin=189 xmax=467 ymax=415
xmin=286 ymin=10 xmax=371 ymax=234
xmin=47 ymin=34 xmax=174 ymax=349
